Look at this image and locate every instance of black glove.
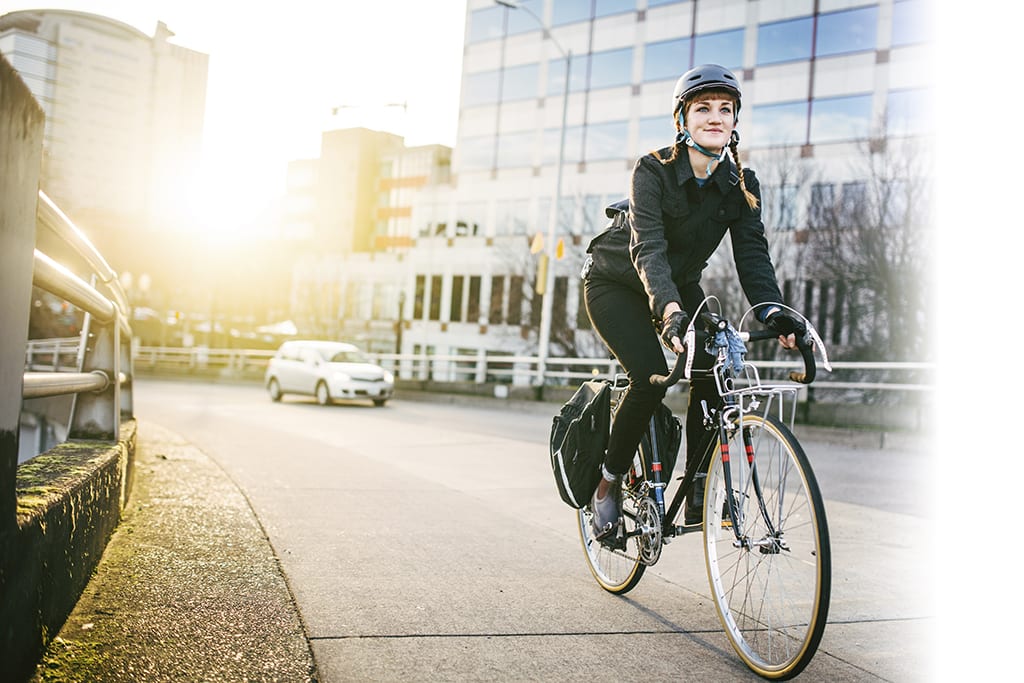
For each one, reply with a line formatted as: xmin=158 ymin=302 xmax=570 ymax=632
xmin=659 ymin=310 xmax=689 ymax=351
xmin=764 ymin=309 xmax=807 ymax=338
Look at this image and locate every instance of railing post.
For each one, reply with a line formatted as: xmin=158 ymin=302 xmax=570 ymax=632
xmin=0 ymin=52 xmax=45 ymax=528
xmin=68 ymin=306 xmax=120 ymax=441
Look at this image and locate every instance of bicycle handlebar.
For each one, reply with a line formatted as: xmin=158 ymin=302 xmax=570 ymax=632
xmin=649 ymin=318 xmax=817 ymax=387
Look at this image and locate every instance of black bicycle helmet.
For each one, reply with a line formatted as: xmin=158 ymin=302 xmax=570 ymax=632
xmin=672 ymin=64 xmax=741 ymax=118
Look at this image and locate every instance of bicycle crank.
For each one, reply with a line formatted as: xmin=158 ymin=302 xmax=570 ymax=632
xmin=635 ymin=496 xmax=663 ymax=565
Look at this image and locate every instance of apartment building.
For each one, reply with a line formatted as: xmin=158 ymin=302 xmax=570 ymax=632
xmin=0 ymin=9 xmax=208 ymax=242
xmin=289 ymin=0 xmax=932 ymax=376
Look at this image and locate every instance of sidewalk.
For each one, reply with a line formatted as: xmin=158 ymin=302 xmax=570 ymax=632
xmin=29 ymin=422 xmax=317 ymax=682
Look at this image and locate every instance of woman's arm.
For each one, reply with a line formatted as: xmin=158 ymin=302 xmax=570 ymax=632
xmin=628 ymin=156 xmax=682 ymax=321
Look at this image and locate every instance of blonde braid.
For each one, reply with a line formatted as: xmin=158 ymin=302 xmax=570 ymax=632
xmin=730 ymin=138 xmax=759 ymax=210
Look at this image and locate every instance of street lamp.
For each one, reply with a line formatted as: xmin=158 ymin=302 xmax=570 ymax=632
xmin=495 ymin=0 xmax=570 ymax=387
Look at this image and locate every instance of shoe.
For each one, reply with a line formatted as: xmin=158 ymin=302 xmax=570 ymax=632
xmin=683 ymin=473 xmax=706 ymax=526
xmin=590 ymin=477 xmax=622 ymax=540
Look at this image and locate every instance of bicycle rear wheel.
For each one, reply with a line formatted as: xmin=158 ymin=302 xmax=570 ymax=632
xmin=577 ymin=441 xmax=651 ymax=594
xmin=703 ymin=414 xmax=831 ymax=680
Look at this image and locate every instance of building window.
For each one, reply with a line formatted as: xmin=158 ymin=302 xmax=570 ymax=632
xmin=468 ymin=6 xmax=504 ymax=43
xmin=749 ymin=101 xmax=808 ymax=147
xmin=637 ymin=116 xmax=672 ymax=156
xmin=501 ymin=63 xmax=540 ymax=102
xmin=841 ymin=181 xmax=867 ymax=222
xmin=886 ymin=89 xmax=931 ymax=137
xmin=496 ymin=198 xmax=531 ymax=236
xmin=815 ymin=6 xmax=879 ymax=58
xmin=757 ymin=17 xmax=814 ymax=66
xmin=497 ymin=130 xmax=536 ymax=168
xmin=644 ymin=38 xmax=691 ymax=83
xmin=585 ymin=120 xmax=630 ymax=161
xmin=506 ymin=0 xmax=544 ymax=35
xmin=542 ymin=125 xmax=585 ymax=166
xmin=553 ymin=0 xmax=591 ymax=26
xmin=767 ymin=184 xmax=798 ymax=231
xmin=595 ymin=0 xmax=635 ymax=17
xmin=450 ymin=276 xmax=465 ymax=322
xmin=588 ymin=47 xmax=634 ymax=90
xmin=455 ymin=201 xmax=486 ymax=236
xmin=464 ymin=70 xmax=500 ymax=107
xmin=553 ymin=276 xmax=569 ymax=331
xmin=547 ymin=55 xmax=588 ymax=94
xmin=468 ymin=276 xmax=482 ymax=323
xmin=809 ymin=182 xmax=835 ymax=229
xmin=892 ymin=0 xmax=932 ymax=47
xmin=429 ymin=275 xmax=442 ymax=321
xmin=508 ymin=275 xmax=524 ymax=325
xmin=694 ymin=29 xmax=744 ymax=70
xmin=414 ymin=275 xmax=426 ymax=319
xmin=458 ymin=136 xmax=496 ymax=171
xmin=489 ymin=276 xmax=505 ymax=324
xmin=809 ymin=94 xmax=872 ymax=144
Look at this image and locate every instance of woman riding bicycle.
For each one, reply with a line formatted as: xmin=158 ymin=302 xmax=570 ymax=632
xmin=582 ymin=64 xmax=805 ymax=539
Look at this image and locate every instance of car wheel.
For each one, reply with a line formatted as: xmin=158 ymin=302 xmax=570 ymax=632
xmin=372 ymin=399 xmax=387 ymax=407
xmin=268 ymin=378 xmax=282 ymax=402
xmin=316 ymin=381 xmax=331 ymax=406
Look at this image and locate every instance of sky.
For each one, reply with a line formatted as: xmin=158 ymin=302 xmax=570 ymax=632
xmin=4 ymin=1 xmax=469 ymax=234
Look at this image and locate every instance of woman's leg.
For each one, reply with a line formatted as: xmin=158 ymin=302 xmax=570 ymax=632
xmin=584 ymin=277 xmax=667 ymax=477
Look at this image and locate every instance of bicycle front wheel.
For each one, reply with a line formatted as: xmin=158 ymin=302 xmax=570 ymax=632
xmin=704 ymin=414 xmax=831 ymax=680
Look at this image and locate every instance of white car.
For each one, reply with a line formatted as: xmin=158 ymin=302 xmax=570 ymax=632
xmin=264 ymin=340 xmax=394 ymax=407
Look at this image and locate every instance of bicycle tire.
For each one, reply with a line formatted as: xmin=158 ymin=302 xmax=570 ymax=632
xmin=576 ymin=435 xmax=652 ymax=594
xmin=703 ymin=414 xmax=831 ymax=680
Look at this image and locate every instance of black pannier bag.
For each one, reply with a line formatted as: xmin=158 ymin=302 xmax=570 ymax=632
xmin=549 ymin=380 xmax=611 ymax=508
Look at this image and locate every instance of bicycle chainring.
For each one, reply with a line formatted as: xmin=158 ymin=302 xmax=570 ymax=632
xmin=635 ymin=496 xmax=663 ymax=566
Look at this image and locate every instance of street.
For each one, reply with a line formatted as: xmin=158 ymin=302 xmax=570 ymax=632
xmin=133 ymin=378 xmax=933 ymax=681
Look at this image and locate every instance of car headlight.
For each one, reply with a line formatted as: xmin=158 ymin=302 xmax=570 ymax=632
xmin=383 ymin=371 xmax=394 ymax=384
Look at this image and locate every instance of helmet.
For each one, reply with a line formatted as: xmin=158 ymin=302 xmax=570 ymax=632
xmin=672 ymin=64 xmax=741 ymax=118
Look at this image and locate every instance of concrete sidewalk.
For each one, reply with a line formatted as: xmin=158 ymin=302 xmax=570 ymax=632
xmin=29 ymin=422 xmax=317 ymax=682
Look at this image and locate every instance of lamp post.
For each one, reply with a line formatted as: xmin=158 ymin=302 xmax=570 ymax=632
xmin=495 ymin=0 xmax=570 ymax=387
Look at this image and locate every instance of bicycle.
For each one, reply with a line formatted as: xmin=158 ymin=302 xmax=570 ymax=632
xmin=577 ymin=298 xmax=832 ymax=680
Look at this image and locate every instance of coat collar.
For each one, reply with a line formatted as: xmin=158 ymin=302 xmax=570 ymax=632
xmin=668 ymin=146 xmax=739 ymax=193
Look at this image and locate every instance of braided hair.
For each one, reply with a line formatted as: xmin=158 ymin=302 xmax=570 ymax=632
xmin=655 ymin=89 xmax=758 ymax=211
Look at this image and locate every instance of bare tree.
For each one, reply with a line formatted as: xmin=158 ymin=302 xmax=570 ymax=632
xmin=804 ymin=138 xmax=934 ymax=362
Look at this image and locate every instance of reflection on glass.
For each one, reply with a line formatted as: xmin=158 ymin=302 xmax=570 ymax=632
xmin=810 ymin=94 xmax=872 ymax=144
xmin=749 ymin=101 xmax=807 ymax=147
xmin=506 ymin=0 xmax=545 ymax=35
xmin=553 ymin=0 xmax=590 ymax=25
xmin=547 ymin=55 xmax=588 ymax=94
xmin=459 ymin=136 xmax=495 ymax=171
xmin=543 ymin=125 xmax=585 ymax=165
xmin=596 ymin=0 xmax=636 ymax=18
xmin=644 ymin=38 xmax=691 ymax=82
xmin=589 ymin=47 xmax=633 ymax=90
xmin=892 ymin=0 xmax=932 ymax=46
xmin=637 ymin=116 xmax=672 ymax=155
xmin=468 ymin=6 xmax=504 ymax=43
xmin=497 ymin=131 xmax=536 ymax=168
xmin=585 ymin=120 xmax=630 ymax=160
xmin=464 ymin=70 xmax=500 ymax=107
xmin=694 ymin=29 xmax=744 ymax=69
xmin=502 ymin=63 xmax=540 ymax=102
xmin=886 ymin=89 xmax=931 ymax=137
xmin=757 ymin=17 xmax=813 ymax=65
xmin=815 ymin=6 xmax=878 ymax=57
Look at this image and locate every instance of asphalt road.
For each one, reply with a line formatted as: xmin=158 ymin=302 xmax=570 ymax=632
xmin=132 ymin=378 xmax=934 ymax=681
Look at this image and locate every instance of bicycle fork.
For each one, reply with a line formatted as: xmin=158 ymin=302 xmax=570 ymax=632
xmin=719 ymin=420 xmax=785 ymax=553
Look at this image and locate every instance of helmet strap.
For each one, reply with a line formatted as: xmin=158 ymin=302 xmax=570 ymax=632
xmin=676 ymin=128 xmax=727 ymax=178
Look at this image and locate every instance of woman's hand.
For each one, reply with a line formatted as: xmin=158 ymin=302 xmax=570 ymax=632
xmin=764 ymin=309 xmax=806 ymax=351
xmin=660 ymin=303 xmax=688 ymax=354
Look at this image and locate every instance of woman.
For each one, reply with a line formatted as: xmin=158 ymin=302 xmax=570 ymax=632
xmin=582 ymin=64 xmax=805 ymax=538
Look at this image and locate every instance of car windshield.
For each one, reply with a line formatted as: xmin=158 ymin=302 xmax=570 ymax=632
xmin=322 ymin=349 xmax=367 ymax=363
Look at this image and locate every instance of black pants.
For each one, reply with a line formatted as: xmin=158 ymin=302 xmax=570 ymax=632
xmin=584 ymin=276 xmax=717 ymax=476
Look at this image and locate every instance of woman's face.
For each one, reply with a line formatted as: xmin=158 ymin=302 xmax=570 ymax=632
xmin=681 ymin=96 xmax=736 ymax=153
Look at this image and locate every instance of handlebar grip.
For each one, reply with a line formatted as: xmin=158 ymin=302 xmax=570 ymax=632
xmin=649 ymin=350 xmax=688 ymax=387
xmin=788 ymin=337 xmax=817 ymax=384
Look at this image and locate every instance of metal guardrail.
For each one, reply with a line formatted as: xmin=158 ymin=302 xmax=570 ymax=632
xmin=128 ymin=345 xmax=934 ymax=394
xmin=22 ymin=190 xmax=134 ymax=443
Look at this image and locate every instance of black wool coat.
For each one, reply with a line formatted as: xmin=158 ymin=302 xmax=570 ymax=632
xmin=586 ymin=146 xmax=784 ymax=321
